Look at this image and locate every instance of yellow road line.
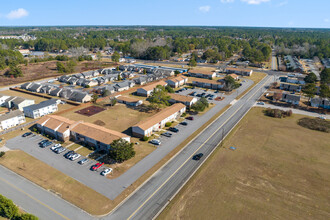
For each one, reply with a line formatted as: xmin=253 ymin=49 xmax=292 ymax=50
xmin=127 ymin=76 xmax=271 ymax=220
xmin=0 ymin=176 xmax=70 ymax=220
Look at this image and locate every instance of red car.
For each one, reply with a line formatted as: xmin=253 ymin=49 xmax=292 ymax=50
xmin=186 ymin=116 xmax=194 ymax=120
xmin=91 ymin=162 xmax=104 ymax=171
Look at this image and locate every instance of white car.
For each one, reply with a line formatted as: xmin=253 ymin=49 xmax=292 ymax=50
xmin=51 ymin=144 xmax=61 ymax=151
xmin=150 ymin=139 xmax=161 ymax=145
xmin=257 ymin=102 xmax=265 ymax=105
xmin=70 ymin=153 xmax=81 ymax=161
xmin=101 ymin=168 xmax=113 ymax=176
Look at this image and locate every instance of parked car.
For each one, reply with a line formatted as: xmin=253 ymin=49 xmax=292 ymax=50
xmin=161 ymin=132 xmax=172 ymax=137
xmin=186 ymin=116 xmax=194 ymax=120
xmin=168 ymin=127 xmax=179 ymax=132
xmin=257 ymin=102 xmax=265 ymax=105
xmin=193 ymin=153 xmax=204 ymax=160
xmin=51 ymin=144 xmax=61 ymax=151
xmin=70 ymin=153 xmax=81 ymax=161
xmin=22 ymin=132 xmax=32 ymax=137
xmin=190 ymin=92 xmax=196 ymax=96
xmin=149 ymin=139 xmax=161 ymax=145
xmin=91 ymin=163 xmax=104 ymax=171
xmin=78 ymin=158 xmax=89 ymax=165
xmin=55 ymin=147 xmax=66 ymax=154
xmin=64 ymin=150 xmax=75 ymax=159
xmin=101 ymin=168 xmax=113 ymax=176
xmin=39 ymin=140 xmax=48 ymax=145
xmin=180 ymin=122 xmax=188 ymax=126
xmin=41 ymin=141 xmax=52 ymax=148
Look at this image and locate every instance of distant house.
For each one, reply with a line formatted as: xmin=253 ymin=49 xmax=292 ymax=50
xmin=228 ymin=73 xmax=239 ymax=80
xmin=50 ymin=88 xmax=63 ymax=97
xmin=166 ymin=76 xmax=188 ymax=88
xmin=116 ymin=95 xmax=143 ymax=107
xmin=59 ymin=89 xmax=74 ymax=99
xmin=310 ymin=98 xmax=330 ymax=109
xmin=132 ymin=103 xmax=186 ymax=137
xmin=114 ymin=81 xmax=131 ymax=92
xmin=28 ymin=83 xmax=43 ymax=92
xmin=82 ymin=80 xmax=98 ymax=87
xmin=69 ymin=91 xmax=92 ymax=103
xmin=0 ymin=94 xmax=10 ymax=106
xmin=23 ymin=99 xmax=60 ymax=119
xmin=82 ymin=70 xmax=99 ymax=78
xmin=169 ymin=93 xmax=197 ymax=107
xmin=5 ymin=96 xmax=35 ymax=111
xmin=191 ymin=78 xmax=225 ymax=90
xmin=67 ymin=77 xmax=79 ymax=85
xmin=36 ymin=115 xmax=80 ymax=142
xmin=287 ymin=76 xmax=305 ymax=85
xmin=134 ymin=76 xmax=147 ymax=85
xmin=98 ymin=85 xmax=116 ymax=95
xmin=281 ymin=93 xmax=300 ymax=105
xmin=20 ymin=82 xmax=32 ymax=90
xmin=280 ymin=83 xmax=302 ymax=92
xmin=71 ymin=122 xmax=130 ymax=151
xmin=0 ymin=110 xmax=26 ymax=131
xmin=188 ymin=69 xmax=216 ymax=79
xmin=225 ymin=67 xmax=253 ymax=76
xmin=136 ymin=81 xmax=168 ymax=97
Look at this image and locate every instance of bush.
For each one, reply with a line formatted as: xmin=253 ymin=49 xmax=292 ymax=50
xmin=298 ymin=117 xmax=330 ymax=133
xmin=15 ymin=213 xmax=39 ymax=220
xmin=108 ymin=139 xmax=135 ymax=163
xmin=0 ymin=194 xmax=18 ymax=219
xmin=165 ymin=122 xmax=172 ymax=127
xmin=181 ymin=112 xmax=187 ymax=117
xmin=263 ymin=108 xmax=293 ymax=118
xmin=0 ymin=152 xmax=5 ymax=157
xmin=142 ymin=136 xmax=149 ymax=141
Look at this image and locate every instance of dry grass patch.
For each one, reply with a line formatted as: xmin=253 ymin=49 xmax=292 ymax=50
xmin=0 ymin=150 xmax=113 ymax=215
xmin=159 ymin=108 xmax=330 ymax=220
xmin=60 ymin=104 xmax=156 ymax=133
xmin=75 ymin=146 xmax=94 ymax=157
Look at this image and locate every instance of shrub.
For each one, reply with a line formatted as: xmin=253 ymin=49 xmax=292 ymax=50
xmin=298 ymin=117 xmax=330 ymax=133
xmin=263 ymin=108 xmax=293 ymax=118
xmin=0 ymin=194 xmax=18 ymax=219
xmin=181 ymin=112 xmax=187 ymax=117
xmin=0 ymin=152 xmax=5 ymax=157
xmin=142 ymin=136 xmax=149 ymax=141
xmin=165 ymin=122 xmax=172 ymax=127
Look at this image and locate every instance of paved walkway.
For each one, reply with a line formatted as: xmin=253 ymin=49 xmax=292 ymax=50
xmin=253 ymin=103 xmax=330 ymax=119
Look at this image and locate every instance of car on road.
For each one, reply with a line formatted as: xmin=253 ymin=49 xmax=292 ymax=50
xmin=149 ymin=139 xmax=161 ymax=145
xmin=91 ymin=162 xmax=104 ymax=171
xmin=180 ymin=121 xmax=188 ymax=126
xmin=192 ymin=153 xmax=204 ymax=160
xmin=22 ymin=132 xmax=32 ymax=137
xmin=161 ymin=132 xmax=172 ymax=137
xmin=78 ymin=158 xmax=89 ymax=165
xmin=55 ymin=147 xmax=66 ymax=154
xmin=168 ymin=127 xmax=179 ymax=132
xmin=101 ymin=168 xmax=113 ymax=176
xmin=186 ymin=116 xmax=194 ymax=120
xmin=51 ymin=144 xmax=61 ymax=151
xmin=257 ymin=102 xmax=265 ymax=105
xmin=70 ymin=153 xmax=81 ymax=161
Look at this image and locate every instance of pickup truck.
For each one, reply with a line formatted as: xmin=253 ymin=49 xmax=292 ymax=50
xmin=91 ymin=162 xmax=104 ymax=171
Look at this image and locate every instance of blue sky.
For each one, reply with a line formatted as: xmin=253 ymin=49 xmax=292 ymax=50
xmin=0 ymin=0 xmax=329 ymax=28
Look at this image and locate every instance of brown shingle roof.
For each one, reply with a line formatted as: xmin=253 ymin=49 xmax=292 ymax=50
xmin=226 ymin=67 xmax=251 ymax=73
xmin=192 ymin=78 xmax=224 ymax=85
xmin=189 ymin=69 xmax=215 ymax=75
xmin=116 ymin=96 xmax=140 ymax=103
xmin=139 ymin=80 xmax=167 ymax=92
xmin=37 ymin=115 xmax=78 ymax=133
xmin=167 ymin=76 xmax=188 ymax=83
xmin=134 ymin=103 xmax=186 ymax=130
xmin=169 ymin=93 xmax=194 ymax=103
xmin=71 ymin=122 xmax=128 ymax=144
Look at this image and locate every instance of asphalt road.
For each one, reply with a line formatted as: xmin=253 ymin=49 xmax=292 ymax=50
xmin=106 ymin=75 xmax=273 ymax=220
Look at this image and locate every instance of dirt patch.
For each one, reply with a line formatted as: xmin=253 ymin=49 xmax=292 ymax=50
xmin=75 ymin=106 xmax=105 ymax=117
xmin=93 ymin=120 xmax=106 ymax=126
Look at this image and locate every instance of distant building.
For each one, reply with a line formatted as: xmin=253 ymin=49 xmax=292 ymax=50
xmin=282 ymin=93 xmax=300 ymax=105
xmin=188 ymin=69 xmax=216 ymax=79
xmin=310 ymin=98 xmax=330 ymax=109
xmin=280 ymin=83 xmax=302 ymax=92
xmin=168 ymin=93 xmax=197 ymax=107
xmin=136 ymin=81 xmax=168 ymax=97
xmin=4 ymin=96 xmax=35 ymax=111
xmin=116 ymin=95 xmax=143 ymax=107
xmin=191 ymin=78 xmax=225 ymax=90
xmin=23 ymin=99 xmax=60 ymax=119
xmin=165 ymin=76 xmax=188 ymax=88
xmin=0 ymin=110 xmax=26 ymax=131
xmin=225 ymin=67 xmax=253 ymax=76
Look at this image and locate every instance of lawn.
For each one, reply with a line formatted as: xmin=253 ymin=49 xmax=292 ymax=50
xmin=0 ymin=150 xmax=113 ymax=215
xmin=76 ymin=146 xmax=94 ymax=157
xmin=60 ymin=103 xmax=157 ymax=133
xmin=158 ymin=108 xmax=330 ymax=220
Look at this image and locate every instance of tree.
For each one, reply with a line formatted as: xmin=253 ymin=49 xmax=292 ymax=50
xmin=102 ymin=90 xmax=112 ymax=97
xmin=18 ymin=213 xmax=39 ymax=220
xmin=112 ymin=51 xmax=120 ymax=62
xmin=302 ymin=83 xmax=317 ymax=102
xmin=0 ymin=194 xmax=18 ymax=219
xmin=319 ymin=84 xmax=330 ymax=98
xmin=147 ymin=85 xmax=171 ymax=106
xmin=224 ymin=75 xmax=240 ymax=91
xmin=304 ymin=72 xmax=317 ymax=83
xmin=5 ymin=65 xmax=23 ymax=78
xmin=188 ymin=57 xmax=197 ymax=67
xmin=91 ymin=94 xmax=99 ymax=103
xmin=117 ymin=73 xmax=122 ymax=81
xmin=191 ymin=97 xmax=209 ymax=112
xmin=66 ymin=60 xmax=77 ymax=73
xmin=174 ymin=70 xmax=180 ymax=76
xmin=108 ymin=139 xmax=135 ymax=163
xmin=96 ymin=51 xmax=102 ymax=61
xmin=320 ymin=68 xmax=330 ymax=85
xmin=109 ymin=98 xmax=117 ymax=106
xmin=165 ymin=85 xmax=175 ymax=93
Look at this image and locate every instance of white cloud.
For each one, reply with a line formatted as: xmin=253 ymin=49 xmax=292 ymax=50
xmin=324 ymin=18 xmax=329 ymax=23
xmin=6 ymin=8 xmax=29 ymax=19
xmin=277 ymin=1 xmax=288 ymax=7
xmin=221 ymin=0 xmax=235 ymax=3
xmin=199 ymin=5 xmax=211 ymax=13
xmin=241 ymin=0 xmax=270 ymax=5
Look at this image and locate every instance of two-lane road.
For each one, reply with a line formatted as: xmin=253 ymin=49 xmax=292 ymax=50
xmin=106 ymin=75 xmax=273 ymax=220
